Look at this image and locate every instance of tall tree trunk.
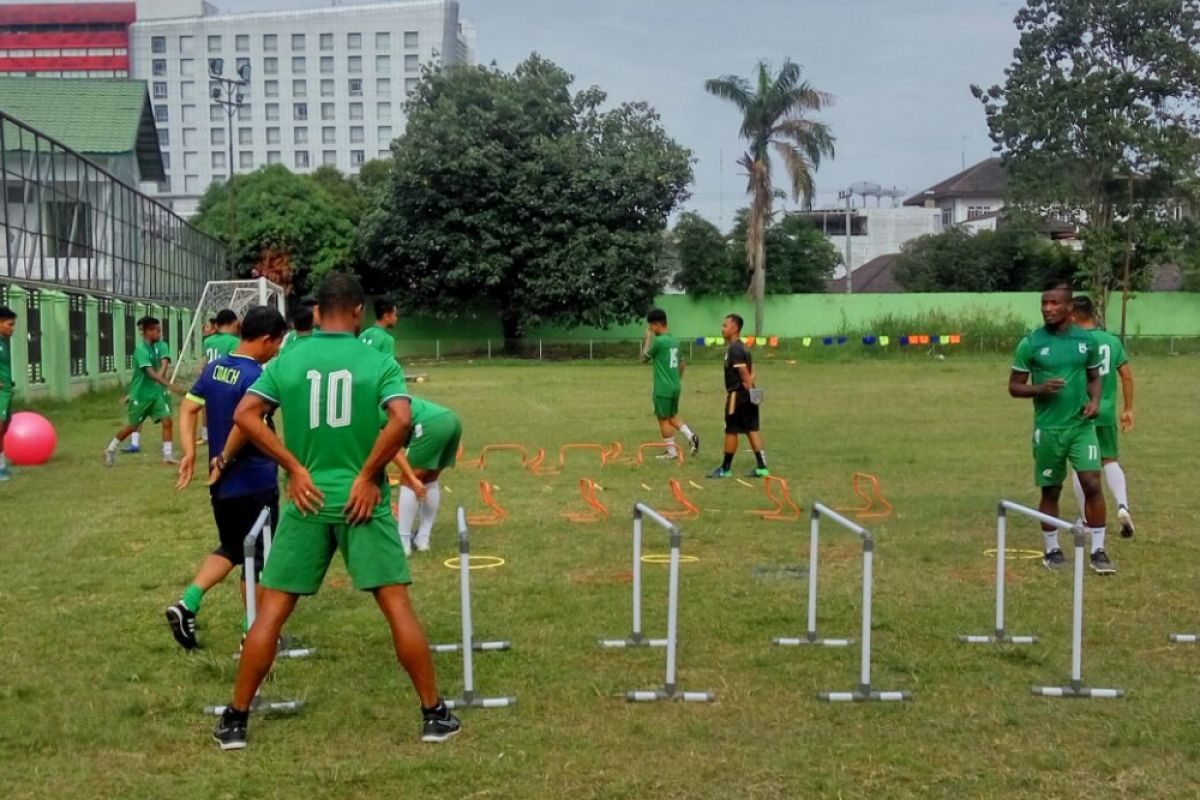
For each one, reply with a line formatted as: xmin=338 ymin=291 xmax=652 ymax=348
xmin=753 ymin=233 xmax=765 ymax=336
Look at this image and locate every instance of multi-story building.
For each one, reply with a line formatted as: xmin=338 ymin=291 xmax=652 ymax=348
xmin=0 ymin=2 xmax=138 ymax=78
xmin=904 ymin=157 xmax=1007 ymax=231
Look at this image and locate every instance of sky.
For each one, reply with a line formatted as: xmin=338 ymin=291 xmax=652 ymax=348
xmin=210 ymin=0 xmax=1024 ymax=230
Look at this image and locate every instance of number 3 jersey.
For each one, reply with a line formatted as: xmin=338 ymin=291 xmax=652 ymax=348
xmin=1085 ymin=327 xmax=1127 ymax=428
xmin=248 ymin=331 xmax=410 ymax=520
xmin=1011 ymin=325 xmax=1101 ymax=431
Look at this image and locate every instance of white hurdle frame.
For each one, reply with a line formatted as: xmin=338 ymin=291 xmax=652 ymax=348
xmin=774 ymin=503 xmax=910 ymax=702
xmin=430 ymin=508 xmax=515 ymax=710
xmin=599 ymin=503 xmax=713 ymax=702
xmin=204 ymin=508 xmax=305 ymax=715
xmin=960 ymin=500 xmax=1124 ymax=699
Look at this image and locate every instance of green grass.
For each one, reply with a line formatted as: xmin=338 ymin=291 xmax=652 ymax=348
xmin=2 ymin=354 xmax=1200 ymax=799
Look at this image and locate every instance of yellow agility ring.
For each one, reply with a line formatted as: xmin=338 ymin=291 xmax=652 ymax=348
xmin=443 ymin=556 xmax=506 ymax=570
xmin=984 ymin=548 xmax=1044 ymax=561
xmin=640 ymin=554 xmax=700 ymax=565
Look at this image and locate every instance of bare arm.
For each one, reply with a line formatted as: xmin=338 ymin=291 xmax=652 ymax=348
xmin=391 ymin=448 xmax=427 ymax=500
xmin=1083 ymin=366 xmax=1101 ymax=419
xmin=1008 ymin=369 xmax=1063 ymax=399
xmin=175 ymin=397 xmax=202 ymax=489
xmin=234 ymin=392 xmax=323 ymax=515
xmin=736 ymin=364 xmax=753 ymax=391
xmin=205 ymin=424 xmax=255 ymax=487
xmin=641 ymin=329 xmax=653 ymax=362
xmin=1118 ymin=362 xmax=1134 ymax=432
xmin=344 ymin=398 xmax=413 ymax=524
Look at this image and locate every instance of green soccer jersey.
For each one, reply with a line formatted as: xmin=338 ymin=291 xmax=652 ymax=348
xmin=249 ymin=331 xmax=410 ymax=521
xmin=410 ymin=395 xmax=450 ymax=424
xmin=1012 ymin=325 xmax=1101 ymax=430
xmin=645 ymin=333 xmax=682 ymax=396
xmin=359 ymin=325 xmax=396 ymax=357
xmin=203 ymin=332 xmax=239 ymax=362
xmin=0 ymin=335 xmax=12 ymax=392
xmin=130 ymin=341 xmax=164 ymax=403
xmin=1086 ymin=327 xmax=1127 ymax=427
xmin=154 ymin=339 xmax=171 ymax=369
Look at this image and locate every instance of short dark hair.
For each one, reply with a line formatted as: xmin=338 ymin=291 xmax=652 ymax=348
xmin=292 ymin=297 xmax=317 ymax=333
xmin=240 ymin=306 xmax=288 ymax=341
xmin=374 ymin=297 xmax=396 ymax=319
xmin=726 ymin=313 xmax=744 ymax=333
xmin=317 ymin=272 xmax=365 ymax=316
xmin=646 ymin=308 xmax=667 ymax=326
xmin=215 ymin=308 xmax=238 ymax=326
xmin=137 ymin=315 xmax=160 ymax=329
xmin=1072 ymin=296 xmax=1096 ymax=319
xmin=0 ymin=306 xmax=16 ymax=321
xmin=1043 ymin=278 xmax=1073 ymax=295
xmin=207 ymin=316 xmax=217 ymax=325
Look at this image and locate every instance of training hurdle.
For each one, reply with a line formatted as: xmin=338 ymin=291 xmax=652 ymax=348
xmin=747 ymin=476 xmax=802 ymax=522
xmin=834 ymin=472 xmax=893 ymax=519
xmin=599 ymin=504 xmax=714 ymax=702
xmin=205 ymin=508 xmax=307 ymax=715
xmin=658 ymin=479 xmax=699 ymax=520
xmin=563 ymin=478 xmax=609 ymax=523
xmin=530 ymin=443 xmax=614 ymax=475
xmin=466 ymin=481 xmax=508 ymax=526
xmin=958 ymin=500 xmax=1124 ymax=699
xmin=773 ymin=503 xmax=910 ymax=702
xmin=461 ymin=444 xmax=528 ymax=470
xmin=430 ymin=509 xmax=515 ymax=710
xmin=634 ymin=442 xmax=684 ymax=465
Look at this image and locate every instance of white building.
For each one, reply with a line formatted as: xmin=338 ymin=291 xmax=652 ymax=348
xmin=794 ymin=205 xmax=942 ymax=278
xmin=904 ymin=157 xmax=1007 ymax=230
xmin=126 ymin=0 xmax=475 ymax=215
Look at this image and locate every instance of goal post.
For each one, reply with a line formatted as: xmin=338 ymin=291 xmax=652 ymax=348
xmin=170 ymin=277 xmax=287 ymax=384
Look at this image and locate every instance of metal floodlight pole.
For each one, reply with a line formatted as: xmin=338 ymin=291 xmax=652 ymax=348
xmin=432 ymin=508 xmax=515 ymax=710
xmin=209 ymin=61 xmax=249 ymax=277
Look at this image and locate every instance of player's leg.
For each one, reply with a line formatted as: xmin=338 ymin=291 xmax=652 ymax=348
xmin=124 ymin=425 xmax=142 ymax=453
xmin=747 ymin=430 xmax=767 ymax=477
xmin=1033 ymin=428 xmax=1068 ymax=569
xmin=709 ymin=393 xmax=739 ymax=477
xmin=408 ymin=413 xmax=459 ymax=552
xmin=413 ymin=468 xmax=443 ymax=551
xmin=0 ymin=393 xmax=11 ymax=480
xmin=157 ymin=395 xmax=176 ymax=464
xmin=1096 ymin=424 xmax=1133 ymax=537
xmin=656 ymin=413 xmax=678 ymax=459
xmin=1070 ymin=427 xmax=1113 ymax=574
xmin=105 ymin=406 xmax=144 ymax=465
xmin=742 ymin=396 xmax=766 ymax=477
xmin=668 ymin=414 xmax=700 ymax=456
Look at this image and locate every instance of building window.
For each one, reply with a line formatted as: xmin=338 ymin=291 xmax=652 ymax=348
xmin=378 ymin=149 xmax=390 ymax=159
xmin=180 ymin=36 xmax=194 ymax=54
xmin=349 ymin=78 xmax=363 ymax=96
xmin=181 ymin=82 xmax=196 ymax=100
xmin=405 ymin=78 xmax=419 ymax=93
xmin=941 ymin=208 xmax=952 ymax=227
xmin=376 ymin=55 xmax=391 ymax=73
xmin=236 ymin=56 xmax=250 ymax=74
xmin=263 ymin=34 xmax=277 ymax=52
xmin=212 ymin=151 xmax=226 ymax=169
xmin=152 ymin=59 xmax=167 ymax=76
xmin=266 ymin=127 xmax=280 ymax=144
xmin=267 ymin=151 xmax=282 ymax=165
xmin=181 ymin=104 xmax=196 ymax=122
xmin=320 ymin=56 xmax=334 ymax=74
xmin=210 ymin=104 xmax=223 ymax=121
xmin=323 ymin=150 xmax=337 ymax=165
xmin=376 ymin=31 xmax=390 ymax=50
xmin=154 ymin=105 xmax=169 ymax=123
xmin=152 ymin=36 xmax=166 ymax=54
xmin=349 ymin=102 xmax=363 ymax=120
xmin=351 ymin=150 xmax=365 ymax=166
xmin=183 ymin=151 xmax=198 ymax=170
xmin=235 ymin=34 xmax=249 ymax=52
xmin=348 ymin=55 xmax=362 ymax=74
xmin=161 ymin=152 xmax=171 ymax=169
xmin=967 ymin=205 xmax=993 ymax=220
xmin=264 ymin=57 xmax=278 ymax=75
xmin=237 ymin=104 xmax=251 ymax=121
xmin=264 ymin=80 xmax=279 ymax=97
xmin=239 ymin=152 xmax=253 ymax=169
xmin=404 ymin=31 xmax=418 ymax=48
xmin=348 ymin=32 xmax=362 ymax=50
xmin=207 ymin=35 xmax=221 ymax=52
xmin=185 ymin=175 xmax=199 ymax=193
xmin=377 ymin=78 xmax=391 ymax=95
xmin=377 ymin=101 xmax=392 ymax=120
xmin=153 ymin=82 xmax=168 ymax=98
xmin=294 ymin=127 xmax=309 ymax=144
xmin=265 ymin=103 xmax=280 ymax=120
xmin=295 ymin=151 xmax=309 ymax=168
xmin=287 ymin=33 xmax=303 ymax=50
xmin=404 ymin=54 xmax=419 ymax=72
xmin=182 ymin=128 xmax=197 ymax=147
xmin=238 ymin=127 xmax=253 ymax=145
xmin=377 ymin=125 xmax=392 ymax=144
xmin=322 ymin=126 xmax=336 ymax=144
xmin=321 ymin=102 xmax=335 ymax=120
xmin=159 ymin=177 xmax=171 ymax=192
xmin=47 ymin=204 xmax=92 ymax=258
xmin=211 ymin=127 xmax=225 ymax=145
xmin=291 ymin=57 xmax=305 ymax=74
xmin=321 ymin=79 xmax=334 ymax=96
xmin=320 ymin=33 xmax=333 ymax=51
xmin=349 ymin=126 xmax=364 ymax=144
xmin=293 ymin=79 xmax=307 ymax=97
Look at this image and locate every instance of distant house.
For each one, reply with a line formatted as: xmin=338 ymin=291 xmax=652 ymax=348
xmin=823 ymin=254 xmax=902 ymax=294
xmin=790 ymin=206 xmax=941 ymax=287
xmin=904 ymin=158 xmax=1007 ymax=230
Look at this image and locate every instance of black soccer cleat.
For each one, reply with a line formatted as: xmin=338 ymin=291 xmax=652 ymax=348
xmin=1042 ymin=548 xmax=1067 ymax=571
xmin=689 ymin=434 xmax=700 ymax=457
xmin=1090 ymin=549 xmax=1116 ymax=575
xmin=212 ymin=708 xmax=248 ymax=751
xmin=421 ymin=708 xmax=462 ymax=743
xmin=166 ymin=602 xmax=198 ymax=650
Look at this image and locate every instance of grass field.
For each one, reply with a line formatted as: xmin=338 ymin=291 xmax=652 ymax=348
xmin=2 ymin=352 xmax=1199 ymax=799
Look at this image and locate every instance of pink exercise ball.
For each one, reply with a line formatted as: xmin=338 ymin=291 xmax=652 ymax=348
xmin=4 ymin=411 xmax=57 ymax=466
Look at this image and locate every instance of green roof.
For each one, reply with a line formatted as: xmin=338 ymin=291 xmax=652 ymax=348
xmin=0 ymin=77 xmax=165 ymax=181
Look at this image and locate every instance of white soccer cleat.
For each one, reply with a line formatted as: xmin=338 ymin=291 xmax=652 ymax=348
xmin=1117 ymin=505 xmax=1135 ymax=539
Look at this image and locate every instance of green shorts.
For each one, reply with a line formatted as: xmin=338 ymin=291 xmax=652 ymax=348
xmin=407 ymin=411 xmax=462 ymax=471
xmin=260 ymin=505 xmax=411 ymax=595
xmin=1032 ymin=425 xmax=1101 ymax=487
xmin=0 ymin=390 xmax=11 ymax=423
xmin=653 ymin=394 xmax=680 ymax=420
xmin=1095 ymin=424 xmax=1119 ymax=461
xmin=127 ymin=393 xmax=171 ymax=426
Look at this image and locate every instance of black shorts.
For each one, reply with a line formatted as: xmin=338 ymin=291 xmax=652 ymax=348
xmin=724 ymin=390 xmax=760 ymax=434
xmin=211 ymin=489 xmax=280 ymax=577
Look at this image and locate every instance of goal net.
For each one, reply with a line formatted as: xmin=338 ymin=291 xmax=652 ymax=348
xmin=170 ymin=278 xmax=287 ymax=384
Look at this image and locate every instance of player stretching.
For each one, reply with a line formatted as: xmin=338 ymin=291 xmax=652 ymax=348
xmin=0 ymin=306 xmax=18 ymax=481
xmin=167 ymin=306 xmax=288 ymax=649
xmin=1009 ymin=281 xmax=1114 ymax=574
xmin=708 ymin=314 xmax=767 ymax=478
xmin=105 ymin=317 xmax=177 ymax=466
xmin=360 ymin=297 xmax=399 ymax=359
xmin=280 ymin=298 xmax=317 ymax=354
xmin=212 ymin=273 xmax=459 ymax=750
xmin=1068 ymin=297 xmax=1136 ymax=538
xmin=641 ymin=309 xmax=699 ymax=460
xmin=395 ymin=396 xmax=463 ymax=555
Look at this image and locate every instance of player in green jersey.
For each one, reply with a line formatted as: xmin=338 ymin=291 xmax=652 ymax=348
xmin=105 ymin=317 xmax=178 ymax=467
xmin=0 ymin=306 xmax=18 ymax=481
xmin=211 ymin=273 xmax=458 ymax=751
xmin=394 ymin=395 xmax=463 ymax=554
xmin=641 ymin=309 xmax=699 ymax=460
xmin=359 ymin=297 xmax=399 ymax=360
xmin=123 ymin=331 xmax=176 ymax=454
xmin=1009 ymin=281 xmax=1113 ymax=574
xmin=197 ymin=309 xmax=240 ymax=444
xmin=279 ymin=297 xmax=317 ymax=354
xmin=1068 ymin=296 xmax=1136 ymax=538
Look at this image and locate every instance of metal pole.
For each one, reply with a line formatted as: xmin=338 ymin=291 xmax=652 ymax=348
xmin=589 ymin=339 xmax=593 ymax=360
xmin=539 ymin=339 xmax=543 ymax=360
xmin=664 ymin=530 xmax=681 ymax=691
xmin=806 ymin=511 xmax=819 ymax=639
xmin=436 ymin=339 xmax=440 ymax=361
xmin=486 ymin=339 xmax=491 ymax=359
xmin=995 ymin=505 xmax=1006 ymax=635
xmin=844 ymin=192 xmax=853 ymax=294
xmin=1070 ymin=529 xmax=1085 ymax=687
xmin=459 ymin=520 xmax=475 ymax=697
xmin=860 ymin=538 xmax=873 ymax=692
xmin=631 ymin=511 xmax=643 ymax=639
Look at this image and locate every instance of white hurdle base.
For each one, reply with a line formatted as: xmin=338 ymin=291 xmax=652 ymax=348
xmin=598 ymin=636 xmax=668 ymax=648
xmin=774 ymin=635 xmax=853 ymax=648
xmin=958 ymin=633 xmax=1039 ymax=645
xmin=1030 ymin=683 xmax=1124 ymax=699
xmin=444 ymin=691 xmax=516 ymax=710
xmin=431 ymin=640 xmax=511 ymax=653
xmin=628 ymin=687 xmax=715 ymax=703
xmin=204 ymin=697 xmax=304 ymax=715
xmin=1169 ymin=634 xmax=1200 ymax=643
xmin=820 ymin=687 xmax=912 ymax=703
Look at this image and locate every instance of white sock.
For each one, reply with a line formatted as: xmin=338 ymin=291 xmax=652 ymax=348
xmin=1069 ymin=472 xmax=1086 ymax=519
xmin=397 ymin=486 xmax=419 ymax=552
xmin=415 ymin=482 xmax=441 ymax=548
xmin=1043 ymin=529 xmax=1059 ymax=553
xmin=1090 ymin=527 xmax=1106 ymax=554
xmin=678 ymin=424 xmax=695 ymax=440
xmin=162 ymin=442 xmax=174 ymax=459
xmin=663 ymin=437 xmax=677 ymax=456
xmin=107 ymin=437 xmax=120 ymax=452
xmin=131 ymin=432 xmax=140 ymax=448
xmin=1103 ymin=462 xmax=1129 ymax=509
xmin=0 ymin=454 xmax=8 ymax=470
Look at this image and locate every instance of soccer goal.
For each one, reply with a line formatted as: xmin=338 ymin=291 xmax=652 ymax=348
xmin=170 ymin=277 xmax=287 ymax=384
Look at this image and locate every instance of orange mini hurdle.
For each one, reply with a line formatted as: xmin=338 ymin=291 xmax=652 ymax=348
xmin=466 ymin=481 xmax=509 ymax=526
xmin=635 ymin=442 xmax=684 ymax=466
xmin=746 ymin=476 xmax=802 ymax=522
xmin=658 ymin=479 xmax=700 ymax=520
xmin=833 ymin=472 xmax=893 ymax=520
xmin=563 ymin=478 xmax=609 ymax=523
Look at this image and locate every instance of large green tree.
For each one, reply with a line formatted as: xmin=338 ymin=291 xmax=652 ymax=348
xmin=673 ymin=212 xmax=738 ymax=294
xmin=973 ymin=0 xmax=1200 ymax=326
xmin=705 ymin=60 xmax=834 ymax=333
xmin=192 ymin=164 xmax=355 ymax=295
xmin=356 ymin=55 xmax=693 ymax=339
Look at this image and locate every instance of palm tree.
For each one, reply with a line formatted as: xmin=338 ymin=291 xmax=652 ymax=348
xmin=705 ymin=60 xmax=834 ymax=334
